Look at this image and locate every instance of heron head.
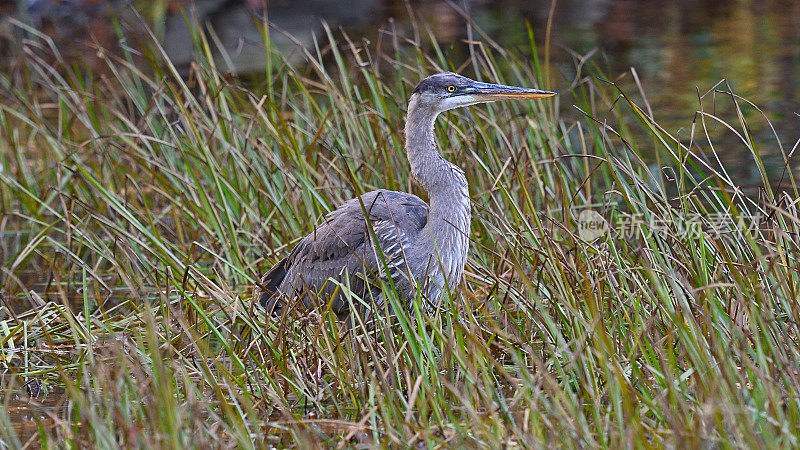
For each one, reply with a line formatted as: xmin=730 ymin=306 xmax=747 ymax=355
xmin=410 ymin=72 xmax=555 ymax=114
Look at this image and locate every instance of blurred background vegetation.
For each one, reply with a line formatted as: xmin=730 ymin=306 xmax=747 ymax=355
xmin=2 ymin=0 xmax=800 ymax=188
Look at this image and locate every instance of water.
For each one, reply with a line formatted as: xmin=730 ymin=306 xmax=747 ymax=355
xmin=3 ymin=0 xmax=798 ymax=188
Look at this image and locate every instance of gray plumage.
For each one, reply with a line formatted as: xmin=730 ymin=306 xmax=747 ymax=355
xmin=254 ymin=73 xmax=555 ymax=317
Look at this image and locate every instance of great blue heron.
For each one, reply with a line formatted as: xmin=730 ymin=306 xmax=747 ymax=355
xmin=255 ymin=72 xmax=555 ymax=318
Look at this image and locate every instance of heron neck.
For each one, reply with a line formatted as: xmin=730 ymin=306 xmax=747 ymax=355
xmin=404 ymin=102 xmax=470 ymax=222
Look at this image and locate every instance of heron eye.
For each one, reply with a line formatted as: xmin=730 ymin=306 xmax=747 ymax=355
xmin=447 ymin=85 xmax=456 ymax=93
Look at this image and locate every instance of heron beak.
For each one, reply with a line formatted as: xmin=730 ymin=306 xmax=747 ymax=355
xmin=466 ymin=81 xmax=556 ymax=100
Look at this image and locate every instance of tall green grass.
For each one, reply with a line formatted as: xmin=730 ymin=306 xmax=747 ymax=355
xmin=1 ymin=12 xmax=799 ymax=448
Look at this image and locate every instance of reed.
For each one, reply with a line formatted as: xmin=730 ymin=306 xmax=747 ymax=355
xmin=0 ymin=13 xmax=798 ymax=448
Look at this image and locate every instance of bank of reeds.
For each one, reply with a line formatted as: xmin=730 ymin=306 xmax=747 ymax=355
xmin=1 ymin=13 xmax=799 ymax=448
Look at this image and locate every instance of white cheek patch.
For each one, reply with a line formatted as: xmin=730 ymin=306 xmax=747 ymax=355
xmin=438 ymin=94 xmax=481 ymax=112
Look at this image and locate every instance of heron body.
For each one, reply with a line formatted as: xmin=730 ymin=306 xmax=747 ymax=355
xmin=255 ymin=73 xmax=554 ymax=317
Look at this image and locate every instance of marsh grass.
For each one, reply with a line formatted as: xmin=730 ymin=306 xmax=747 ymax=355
xmin=1 ymin=11 xmax=799 ymax=448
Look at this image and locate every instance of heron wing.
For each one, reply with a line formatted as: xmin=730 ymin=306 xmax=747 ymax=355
xmin=255 ymin=189 xmax=428 ymax=314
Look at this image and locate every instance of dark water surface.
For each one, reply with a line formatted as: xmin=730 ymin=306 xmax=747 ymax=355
xmin=3 ymin=0 xmax=799 ymax=187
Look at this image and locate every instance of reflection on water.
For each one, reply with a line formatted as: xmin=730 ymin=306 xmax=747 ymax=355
xmin=1 ymin=0 xmax=799 ymax=178
xmin=4 ymin=2 xmax=799 ymax=119
xmin=1 ymin=379 xmax=65 ymax=444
